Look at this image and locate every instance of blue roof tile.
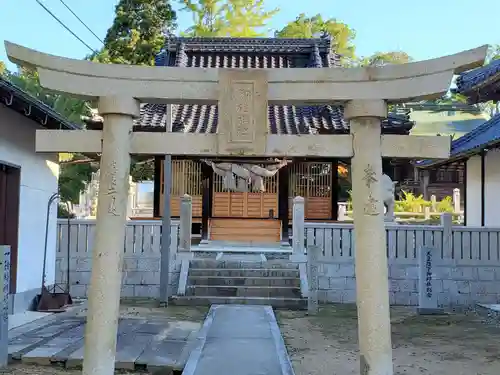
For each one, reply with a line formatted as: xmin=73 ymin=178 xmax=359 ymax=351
xmin=417 ymin=113 xmax=500 ymax=167
xmin=455 ymin=58 xmax=500 ymax=103
xmin=135 ymin=37 xmax=414 ymax=135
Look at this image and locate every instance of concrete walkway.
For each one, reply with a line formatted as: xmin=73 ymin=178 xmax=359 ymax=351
xmin=182 ymin=305 xmax=295 ymax=375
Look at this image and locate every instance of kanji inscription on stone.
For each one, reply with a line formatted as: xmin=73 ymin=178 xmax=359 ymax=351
xmin=107 ymin=160 xmax=119 ymax=216
xmin=362 ymin=164 xmax=377 ymax=188
xmin=307 ymin=245 xmax=320 ymax=314
xmin=217 ymin=69 xmax=268 ymax=155
xmin=417 ymin=246 xmax=444 ymax=315
xmin=0 ymin=246 xmax=10 ymax=367
xmin=364 ymin=194 xmax=380 ymax=216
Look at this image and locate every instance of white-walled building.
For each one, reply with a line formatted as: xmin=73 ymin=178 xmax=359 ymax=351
xmin=417 ymin=58 xmax=500 ymax=226
xmin=0 ymin=76 xmax=78 ymax=313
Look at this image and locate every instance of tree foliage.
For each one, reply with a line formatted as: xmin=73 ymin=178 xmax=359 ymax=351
xmin=356 ymin=51 xmax=413 ymax=67
xmin=58 ymin=156 xmax=98 ymax=204
xmin=275 ymin=13 xmax=356 ymax=66
xmin=179 ymin=0 xmax=278 ymax=37
xmin=0 ymin=61 xmax=6 ymax=76
xmin=88 ymin=0 xmax=177 ymax=181
xmin=90 ymin=0 xmax=177 ymax=65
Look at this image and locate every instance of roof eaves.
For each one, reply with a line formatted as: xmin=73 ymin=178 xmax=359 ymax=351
xmin=0 ymin=76 xmax=80 ymax=130
xmin=417 ymin=114 xmax=500 ymax=168
xmin=455 ymin=59 xmax=500 ymax=96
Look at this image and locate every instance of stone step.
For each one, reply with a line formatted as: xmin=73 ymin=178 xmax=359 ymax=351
xmin=170 ymin=295 xmax=307 ymax=310
xmin=188 ymin=276 xmax=300 ymax=287
xmin=188 ymin=268 xmax=300 ymax=278
xmin=186 ymin=285 xmax=301 ymax=298
xmin=189 ymin=259 xmax=298 ymax=270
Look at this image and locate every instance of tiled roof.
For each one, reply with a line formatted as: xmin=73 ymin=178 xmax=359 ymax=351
xmin=0 ymin=76 xmax=79 ymax=130
xmin=417 ymin=114 xmax=500 ymax=168
xmin=454 ymin=58 xmax=500 ymax=103
xmin=133 ymin=37 xmax=415 ymax=135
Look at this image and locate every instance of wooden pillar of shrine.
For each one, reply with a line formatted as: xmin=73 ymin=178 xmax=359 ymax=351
xmin=201 ymin=162 xmax=213 ymax=242
xmin=278 ymin=166 xmax=289 ymax=244
xmin=153 ymin=157 xmax=162 ymax=217
xmin=331 ymin=159 xmax=339 ymax=221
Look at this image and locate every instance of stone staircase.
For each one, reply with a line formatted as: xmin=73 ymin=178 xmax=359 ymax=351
xmin=171 ymin=258 xmax=307 ymax=309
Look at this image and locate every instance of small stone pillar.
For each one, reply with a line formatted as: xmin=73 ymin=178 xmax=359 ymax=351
xmin=453 ymin=188 xmax=460 ymax=213
xmin=345 ymin=99 xmax=393 ymax=375
xmin=0 ymin=246 xmax=10 ymax=368
xmin=307 ymin=245 xmax=320 ymax=315
xmin=292 ymin=196 xmax=305 ymax=261
xmin=424 ymin=206 xmax=431 ymax=221
xmin=179 ymin=194 xmax=192 ymax=252
xmin=441 ymin=212 xmax=453 ymax=258
xmin=430 ymin=195 xmax=437 ymax=212
xmin=82 ymin=96 xmax=139 ymax=375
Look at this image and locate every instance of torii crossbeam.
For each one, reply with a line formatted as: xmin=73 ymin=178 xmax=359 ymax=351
xmin=5 ymin=41 xmax=487 ymax=375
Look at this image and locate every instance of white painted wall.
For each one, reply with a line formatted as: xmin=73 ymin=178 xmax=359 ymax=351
xmin=466 ymin=156 xmax=482 ymax=226
xmin=0 ymin=106 xmax=59 ymax=296
xmin=484 ymin=149 xmax=500 ymax=226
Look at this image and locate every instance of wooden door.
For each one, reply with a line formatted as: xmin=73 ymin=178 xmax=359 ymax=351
xmin=0 ymin=163 xmax=20 ymax=293
xmin=212 ymin=166 xmax=278 ymax=218
xmin=159 ymin=160 xmax=203 ymax=218
xmin=288 ymin=162 xmax=333 ymax=219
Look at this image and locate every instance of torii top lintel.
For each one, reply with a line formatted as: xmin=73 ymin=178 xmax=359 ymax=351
xmin=5 ymin=41 xmax=488 ymax=105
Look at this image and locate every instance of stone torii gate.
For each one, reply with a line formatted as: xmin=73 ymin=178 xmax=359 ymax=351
xmin=5 ymin=41 xmax=487 ymax=375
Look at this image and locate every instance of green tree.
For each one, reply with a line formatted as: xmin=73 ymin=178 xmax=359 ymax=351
xmin=179 ymin=0 xmax=278 ymax=37
xmin=275 ymin=14 xmax=356 ymax=66
xmin=88 ymin=0 xmax=177 ymax=181
xmin=0 ymin=61 xmax=6 ymax=76
xmin=356 ymin=51 xmax=413 ymax=67
xmin=487 ymin=44 xmax=500 ymax=62
xmin=58 ymin=156 xmax=98 ymax=204
xmin=90 ymin=0 xmax=177 ymax=65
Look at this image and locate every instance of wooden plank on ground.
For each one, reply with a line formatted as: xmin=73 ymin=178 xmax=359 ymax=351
xmin=9 ymin=315 xmax=60 ymax=340
xmin=9 ymin=320 xmax=82 ymax=360
xmin=135 ymin=321 xmax=196 ymax=370
xmin=65 ymin=318 xmax=142 ymax=369
xmin=21 ymin=323 xmax=85 ymax=365
xmin=135 ymin=339 xmax=188 ymax=371
xmin=115 ymin=332 xmax=153 ymax=370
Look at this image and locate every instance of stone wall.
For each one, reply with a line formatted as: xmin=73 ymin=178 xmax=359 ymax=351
xmin=55 ymin=220 xmax=180 ymax=299
xmin=57 ymin=255 xmax=181 ymax=299
xmin=316 ymin=260 xmax=500 ymax=306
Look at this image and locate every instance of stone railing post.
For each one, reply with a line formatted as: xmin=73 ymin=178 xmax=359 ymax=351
xmin=453 ymin=188 xmax=460 ymax=213
xmin=179 ymin=194 xmax=192 ymax=252
xmin=292 ymin=196 xmax=305 ymax=261
xmin=307 ymin=245 xmax=320 ymax=315
xmin=441 ymin=212 xmax=453 ymax=259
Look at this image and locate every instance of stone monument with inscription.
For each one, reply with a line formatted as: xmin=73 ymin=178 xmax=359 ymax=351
xmin=0 ymin=246 xmax=10 ymax=368
xmin=418 ymin=246 xmax=446 ymax=315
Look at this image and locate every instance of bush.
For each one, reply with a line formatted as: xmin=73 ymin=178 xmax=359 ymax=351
xmin=58 ymin=204 xmax=75 ymax=218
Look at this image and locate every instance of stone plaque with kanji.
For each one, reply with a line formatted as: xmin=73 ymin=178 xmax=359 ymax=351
xmin=217 ymin=69 xmax=268 ymax=156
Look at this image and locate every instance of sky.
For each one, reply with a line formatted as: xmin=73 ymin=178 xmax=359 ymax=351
xmin=1 ymin=0 xmax=499 ymax=71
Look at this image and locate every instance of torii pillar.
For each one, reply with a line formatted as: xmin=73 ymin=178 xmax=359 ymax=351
xmin=83 ymin=96 xmax=139 ymax=375
xmin=345 ymin=99 xmax=393 ymax=375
